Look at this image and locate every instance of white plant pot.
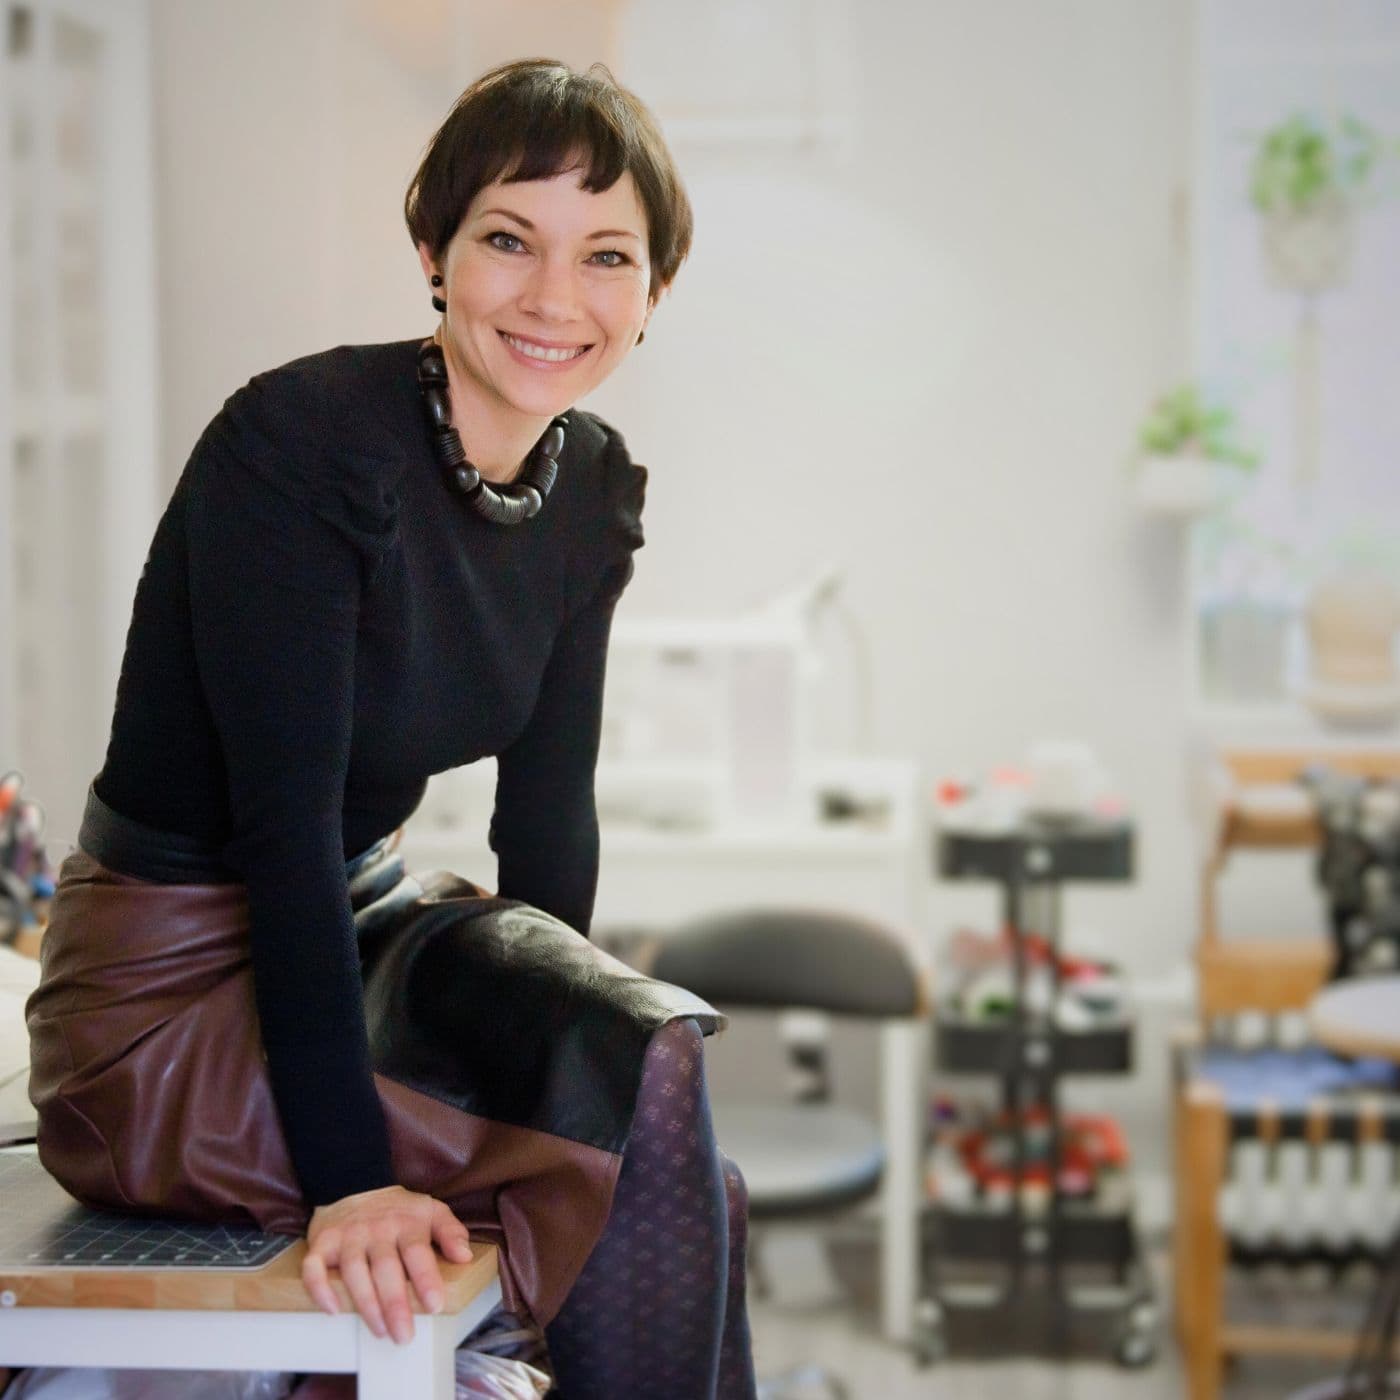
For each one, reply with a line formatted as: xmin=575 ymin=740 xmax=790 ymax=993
xmin=1135 ymin=453 xmax=1219 ymax=518
xmin=1301 ymin=573 xmax=1400 ymax=730
xmin=1199 ymin=600 xmax=1293 ymax=705
xmin=1260 ymin=193 xmax=1356 ymax=295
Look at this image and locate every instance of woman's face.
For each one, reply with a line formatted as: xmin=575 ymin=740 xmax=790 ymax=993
xmin=421 ymin=166 xmax=654 ymax=424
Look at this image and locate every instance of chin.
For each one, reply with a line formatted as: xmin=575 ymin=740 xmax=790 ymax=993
xmin=504 ymin=385 xmax=582 ymax=421
xmin=503 ymin=363 xmax=610 ymax=417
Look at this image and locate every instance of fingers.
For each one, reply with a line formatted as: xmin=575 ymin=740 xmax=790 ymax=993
xmin=401 ymin=1233 xmax=446 ymax=1315
xmin=313 ymin=1229 xmax=430 ymax=1342
xmin=339 ymin=1234 xmax=389 ymax=1341
xmin=301 ymin=1190 xmax=474 ymax=1344
xmin=370 ymin=1239 xmax=415 ymax=1345
xmin=301 ymin=1245 xmax=341 ymax=1317
xmin=431 ymin=1201 xmax=474 ymax=1262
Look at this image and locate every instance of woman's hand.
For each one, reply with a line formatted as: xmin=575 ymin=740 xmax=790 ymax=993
xmin=302 ymin=1184 xmax=474 ymax=1344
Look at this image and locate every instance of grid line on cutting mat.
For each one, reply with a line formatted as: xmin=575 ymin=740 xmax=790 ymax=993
xmin=0 ymin=1147 xmax=292 ymax=1270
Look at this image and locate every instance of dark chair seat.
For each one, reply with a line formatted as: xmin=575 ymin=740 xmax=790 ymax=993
xmin=635 ymin=904 xmax=932 ymax=1397
xmin=713 ymin=1100 xmax=885 ymax=1218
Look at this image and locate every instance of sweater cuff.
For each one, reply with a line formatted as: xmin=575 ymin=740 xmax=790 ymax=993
xmin=264 ymin=1038 xmax=396 ymax=1206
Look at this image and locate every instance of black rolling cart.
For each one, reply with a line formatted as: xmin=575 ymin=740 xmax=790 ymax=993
xmin=917 ymin=815 xmax=1159 ymax=1367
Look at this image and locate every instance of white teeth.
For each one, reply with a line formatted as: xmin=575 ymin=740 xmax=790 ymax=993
xmin=503 ymin=333 xmax=588 ymax=363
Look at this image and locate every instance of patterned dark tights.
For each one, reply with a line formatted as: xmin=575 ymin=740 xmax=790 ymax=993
xmin=543 ymin=1017 xmax=758 ymax=1399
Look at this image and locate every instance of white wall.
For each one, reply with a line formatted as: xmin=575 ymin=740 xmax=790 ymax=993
xmin=150 ymin=1 xmax=1206 ymax=1189
xmin=151 ymin=0 xmax=462 ymax=470
xmin=590 ymin=0 xmax=1201 ymax=981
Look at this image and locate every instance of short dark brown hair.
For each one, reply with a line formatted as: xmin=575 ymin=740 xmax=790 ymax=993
xmin=404 ymin=59 xmax=692 ymax=299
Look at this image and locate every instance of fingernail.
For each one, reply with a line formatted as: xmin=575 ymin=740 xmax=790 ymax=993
xmin=426 ymin=1291 xmax=444 ymax=1313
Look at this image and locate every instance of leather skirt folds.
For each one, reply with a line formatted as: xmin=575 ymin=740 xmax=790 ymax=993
xmin=25 ymin=791 xmax=725 ymax=1329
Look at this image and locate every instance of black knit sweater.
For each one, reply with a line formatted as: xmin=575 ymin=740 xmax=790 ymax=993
xmin=91 ymin=336 xmax=645 ymax=1205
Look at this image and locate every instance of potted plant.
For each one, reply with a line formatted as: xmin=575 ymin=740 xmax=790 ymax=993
xmin=1194 ymin=514 xmax=1302 ymax=706
xmin=1134 ymin=384 xmax=1258 ymax=518
xmin=1250 ymin=112 xmax=1383 ymax=293
xmin=1299 ymin=526 xmax=1400 ymax=728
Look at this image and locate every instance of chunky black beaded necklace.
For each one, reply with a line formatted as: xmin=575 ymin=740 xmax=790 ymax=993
xmin=416 ymin=338 xmax=566 ymax=526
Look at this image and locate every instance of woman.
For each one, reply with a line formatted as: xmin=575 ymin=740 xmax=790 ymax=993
xmin=26 ymin=59 xmax=757 ymax=1399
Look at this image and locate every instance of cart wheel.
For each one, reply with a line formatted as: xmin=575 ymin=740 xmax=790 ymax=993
xmin=1115 ymin=1326 xmax=1157 ymax=1369
xmin=912 ymin=1298 xmax=947 ymax=1367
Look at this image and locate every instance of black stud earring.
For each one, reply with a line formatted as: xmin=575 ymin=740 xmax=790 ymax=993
xmin=430 ymin=273 xmax=446 ymax=314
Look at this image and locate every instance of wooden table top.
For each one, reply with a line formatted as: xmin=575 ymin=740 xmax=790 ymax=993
xmin=1310 ymin=976 xmax=1400 ymax=1064
xmin=0 ymin=1238 xmax=498 ymax=1313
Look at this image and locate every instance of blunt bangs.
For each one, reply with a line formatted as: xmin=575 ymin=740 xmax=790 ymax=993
xmin=404 ymin=60 xmax=692 ymax=297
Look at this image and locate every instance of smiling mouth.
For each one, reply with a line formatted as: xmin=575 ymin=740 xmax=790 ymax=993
xmin=500 ymin=331 xmax=593 ymax=363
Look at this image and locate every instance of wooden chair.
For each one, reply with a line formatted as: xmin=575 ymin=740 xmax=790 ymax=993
xmin=1174 ymin=746 xmax=1400 ymax=1400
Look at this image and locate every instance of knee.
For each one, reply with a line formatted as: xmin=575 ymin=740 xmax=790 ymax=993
xmin=648 ymin=1014 xmax=704 ymax=1059
xmin=718 ymin=1150 xmax=749 ymax=1222
xmin=632 ymin=1017 xmax=710 ymax=1146
xmin=638 ymin=1016 xmax=707 ymax=1103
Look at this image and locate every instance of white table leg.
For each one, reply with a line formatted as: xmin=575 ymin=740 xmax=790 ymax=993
xmin=879 ymin=1017 xmax=931 ymax=1343
xmin=357 ymin=1313 xmax=459 ymax=1400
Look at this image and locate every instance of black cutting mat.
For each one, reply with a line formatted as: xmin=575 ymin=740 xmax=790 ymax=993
xmin=0 ymin=1147 xmax=293 ymax=1270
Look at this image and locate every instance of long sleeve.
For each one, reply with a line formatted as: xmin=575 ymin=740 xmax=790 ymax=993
xmin=490 ymin=584 xmax=620 ymax=935
xmin=183 ymin=386 xmax=402 ymax=1206
xmin=491 ymin=433 xmax=647 ymax=936
xmin=88 ymin=341 xmax=654 ymax=1202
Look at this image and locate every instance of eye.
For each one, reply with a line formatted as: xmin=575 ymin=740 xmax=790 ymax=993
xmin=486 ymin=231 xmax=525 ymax=253
xmin=589 ymin=249 xmax=631 ymax=268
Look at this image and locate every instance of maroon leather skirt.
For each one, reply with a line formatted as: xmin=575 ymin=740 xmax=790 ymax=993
xmin=25 ymin=812 xmax=723 ymax=1329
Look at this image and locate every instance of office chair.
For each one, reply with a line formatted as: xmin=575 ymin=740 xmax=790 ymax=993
xmin=646 ymin=907 xmax=931 ymax=1400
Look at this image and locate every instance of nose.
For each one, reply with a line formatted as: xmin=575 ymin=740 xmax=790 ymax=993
xmin=519 ymin=254 xmax=582 ymax=324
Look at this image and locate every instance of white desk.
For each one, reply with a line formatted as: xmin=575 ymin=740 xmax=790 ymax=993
xmin=0 ymin=1229 xmax=502 ymax=1400
xmin=401 ymin=757 xmax=932 ymax=1346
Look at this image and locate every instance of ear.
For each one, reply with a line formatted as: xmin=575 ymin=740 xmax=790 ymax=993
xmin=416 ymin=241 xmax=438 ymax=284
xmin=641 ymin=291 xmax=660 ymax=334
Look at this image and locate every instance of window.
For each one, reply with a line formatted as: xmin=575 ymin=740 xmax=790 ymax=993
xmin=1190 ymin=0 xmax=1400 ymax=713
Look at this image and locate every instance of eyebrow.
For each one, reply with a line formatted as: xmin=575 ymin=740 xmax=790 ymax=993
xmin=478 ymin=207 xmax=643 ymax=242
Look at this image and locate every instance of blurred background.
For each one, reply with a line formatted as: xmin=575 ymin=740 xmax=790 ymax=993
xmin=2 ymin=1 xmax=1400 ymax=1396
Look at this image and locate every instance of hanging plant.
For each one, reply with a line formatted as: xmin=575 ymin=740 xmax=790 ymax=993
xmin=1132 ymin=385 xmax=1258 ymax=519
xmin=1138 ymin=385 xmax=1258 ymax=468
xmin=1249 ymin=112 xmax=1382 ymax=215
xmin=1249 ymin=112 xmax=1387 ymax=293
